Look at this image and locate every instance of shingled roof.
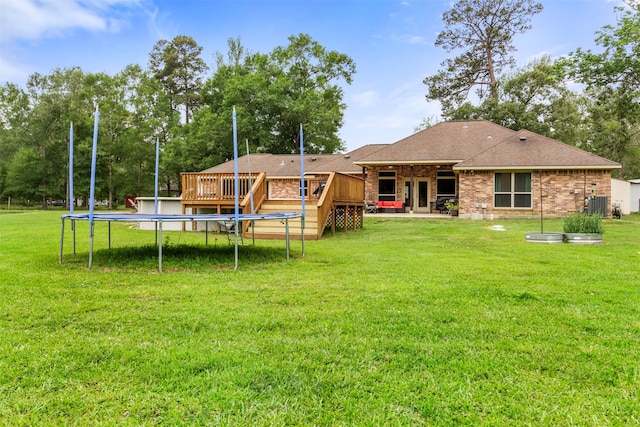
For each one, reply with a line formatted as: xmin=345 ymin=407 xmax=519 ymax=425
xmin=312 ymin=144 xmax=389 ymax=173
xmin=354 ymin=121 xmax=516 ymax=165
xmin=199 ymin=144 xmax=390 ymax=177
xmin=454 ymin=130 xmax=621 ymax=170
xmin=200 ymin=153 xmax=335 ymax=177
xmin=198 ymin=121 xmax=620 ymax=174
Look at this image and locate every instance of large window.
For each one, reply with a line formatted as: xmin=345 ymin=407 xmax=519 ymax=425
xmin=378 ymin=171 xmax=396 ymax=201
xmin=495 ymin=172 xmax=532 ymax=208
xmin=436 ymin=170 xmax=456 ymax=196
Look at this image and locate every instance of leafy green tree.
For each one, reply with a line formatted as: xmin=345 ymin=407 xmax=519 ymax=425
xmin=116 ymin=65 xmax=161 ymax=199
xmin=424 ymin=0 xmax=543 ymax=113
xmin=83 ymin=72 xmax=130 ymax=208
xmin=567 ymin=2 xmax=640 ymax=92
xmin=194 ymin=33 xmax=355 ymax=168
xmin=581 ymin=86 xmax=640 ymax=178
xmin=148 ymin=35 xmax=207 ymax=194
xmin=266 ymin=33 xmax=356 ymax=154
xmin=0 ymin=83 xmax=30 ymax=200
xmin=148 ymin=35 xmax=209 ymax=125
xmin=562 ymin=1 xmax=640 ymax=178
xmin=185 ymin=37 xmax=264 ymax=171
xmin=4 ymin=69 xmax=89 ymax=207
xmin=445 ymin=56 xmax=586 ymax=146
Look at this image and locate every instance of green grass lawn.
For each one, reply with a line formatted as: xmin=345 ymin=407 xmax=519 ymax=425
xmin=1 ymin=210 xmax=639 ymax=425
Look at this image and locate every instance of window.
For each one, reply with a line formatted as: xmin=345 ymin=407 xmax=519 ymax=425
xmin=436 ymin=170 xmax=456 ymax=196
xmin=299 ymin=179 xmax=309 ymax=197
xmin=378 ymin=171 xmax=396 ymax=201
xmin=494 ymin=172 xmax=532 ymax=208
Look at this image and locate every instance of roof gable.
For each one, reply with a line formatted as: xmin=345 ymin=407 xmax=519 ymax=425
xmin=355 ymin=121 xmax=516 ymax=165
xmin=454 ymin=130 xmax=621 ymax=170
xmin=316 ymin=144 xmax=389 ymax=173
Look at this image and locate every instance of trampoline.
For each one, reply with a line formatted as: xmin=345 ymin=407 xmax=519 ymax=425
xmin=60 ymin=107 xmax=307 ymax=272
xmin=59 ymin=212 xmax=302 ymax=272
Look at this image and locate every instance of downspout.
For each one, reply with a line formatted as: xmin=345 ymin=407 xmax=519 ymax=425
xmin=583 ymin=169 xmax=587 ymax=211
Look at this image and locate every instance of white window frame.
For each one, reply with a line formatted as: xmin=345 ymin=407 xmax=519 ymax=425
xmin=436 ymin=170 xmax=456 ymax=197
xmin=378 ymin=171 xmax=397 ymax=201
xmin=494 ymin=172 xmax=532 ymax=208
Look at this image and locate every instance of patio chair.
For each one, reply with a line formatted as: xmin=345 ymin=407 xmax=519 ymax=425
xmin=313 ymin=182 xmax=326 ymax=197
xmin=365 ymin=200 xmax=378 ymax=213
xmin=218 ymin=221 xmax=244 ymax=245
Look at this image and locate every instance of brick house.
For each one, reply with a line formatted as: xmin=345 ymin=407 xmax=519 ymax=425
xmin=188 ymin=120 xmax=621 ymax=226
xmin=354 ymin=120 xmax=621 ymax=218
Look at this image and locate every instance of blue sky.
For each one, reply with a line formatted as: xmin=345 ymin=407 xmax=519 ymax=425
xmin=0 ymin=0 xmax=625 ymax=151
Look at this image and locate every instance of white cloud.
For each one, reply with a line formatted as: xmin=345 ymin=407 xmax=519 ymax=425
xmin=351 ymin=90 xmax=380 ymax=108
xmin=0 ymin=51 xmax=31 ymax=83
xmin=0 ymin=0 xmax=145 ymax=83
xmin=0 ymin=0 xmax=145 ymax=42
xmin=1 ymin=0 xmax=107 ymax=42
xmin=144 ymin=5 xmax=175 ymax=41
xmin=389 ymin=34 xmax=428 ymax=45
xmin=341 ymin=76 xmax=441 ymax=149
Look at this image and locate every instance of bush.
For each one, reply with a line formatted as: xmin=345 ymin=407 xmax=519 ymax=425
xmin=562 ymin=213 xmax=603 ymax=233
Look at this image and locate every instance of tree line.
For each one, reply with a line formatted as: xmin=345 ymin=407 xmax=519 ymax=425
xmin=0 ymin=34 xmax=355 ymax=208
xmin=1 ymin=0 xmax=639 ymax=209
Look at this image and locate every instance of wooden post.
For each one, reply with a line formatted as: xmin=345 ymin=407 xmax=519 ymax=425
xmin=331 ymin=205 xmax=336 ymax=235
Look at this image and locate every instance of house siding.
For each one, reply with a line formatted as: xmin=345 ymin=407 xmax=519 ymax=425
xmin=269 ymin=179 xmax=301 ymax=199
xmin=364 ymin=165 xmax=448 ymax=203
xmin=268 ymin=178 xmax=328 ymax=200
xmin=458 ymin=169 xmax=612 ymax=218
xmin=364 ymin=165 xmax=613 ymax=217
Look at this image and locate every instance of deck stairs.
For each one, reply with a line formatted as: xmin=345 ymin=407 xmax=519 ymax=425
xmin=246 ymin=200 xmax=322 ymax=240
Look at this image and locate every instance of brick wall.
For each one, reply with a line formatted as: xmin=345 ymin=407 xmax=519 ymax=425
xmin=363 ymin=165 xmax=613 ymax=217
xmin=459 ymin=169 xmax=612 ymax=218
xmin=364 ymin=165 xmax=444 ymax=201
xmin=269 ymin=179 xmax=301 ymax=199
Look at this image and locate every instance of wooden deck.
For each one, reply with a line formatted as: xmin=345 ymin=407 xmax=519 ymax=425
xmin=180 ymin=171 xmax=365 ymax=239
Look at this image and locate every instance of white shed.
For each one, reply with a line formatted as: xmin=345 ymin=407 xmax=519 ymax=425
xmin=612 ymin=179 xmax=632 ymax=215
xmin=629 ymin=179 xmax=640 ymax=213
xmin=136 ymin=197 xmax=186 ymax=230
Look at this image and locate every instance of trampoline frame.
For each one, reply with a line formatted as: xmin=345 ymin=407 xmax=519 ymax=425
xmin=59 ymin=212 xmax=302 ymax=272
xmin=59 ymin=107 xmax=307 ymax=272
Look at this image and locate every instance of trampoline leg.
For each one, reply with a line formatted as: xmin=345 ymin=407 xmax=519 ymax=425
xmin=88 ymin=222 xmax=94 ymax=269
xmin=108 ymin=221 xmax=111 ymax=249
xmin=158 ymin=221 xmax=163 ymax=273
xmin=301 ymin=216 xmax=305 ymax=257
xmin=72 ymin=219 xmax=76 ymax=255
xmin=59 ymin=218 xmax=65 ymax=264
xmin=233 ymin=220 xmax=239 ymax=271
xmin=285 ymin=218 xmax=290 ymax=260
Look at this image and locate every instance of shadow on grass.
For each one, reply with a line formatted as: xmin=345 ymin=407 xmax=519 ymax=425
xmin=62 ymin=243 xmax=293 ymax=272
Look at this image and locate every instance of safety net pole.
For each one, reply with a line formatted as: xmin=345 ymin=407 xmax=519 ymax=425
xmin=232 ymin=107 xmax=239 ymax=271
xmin=88 ymin=105 xmax=99 ymax=269
xmin=299 ymin=124 xmax=305 ymax=257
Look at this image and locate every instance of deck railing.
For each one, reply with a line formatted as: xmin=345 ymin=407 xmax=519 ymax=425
xmin=181 ymin=172 xmax=256 ymax=202
xmin=240 ymin=172 xmax=267 ymax=214
xmin=317 ymin=172 xmax=364 ymax=238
